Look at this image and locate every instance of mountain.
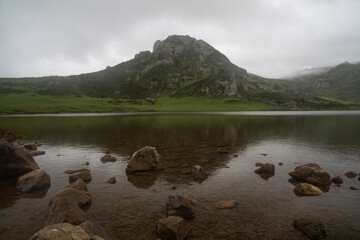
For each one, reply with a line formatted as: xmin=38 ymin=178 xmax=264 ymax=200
xmin=288 ymin=62 xmax=360 ymax=102
xmin=0 ymin=35 xmax=248 ymax=99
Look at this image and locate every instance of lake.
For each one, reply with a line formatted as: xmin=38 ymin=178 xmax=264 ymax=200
xmin=0 ymin=111 xmax=360 ymax=239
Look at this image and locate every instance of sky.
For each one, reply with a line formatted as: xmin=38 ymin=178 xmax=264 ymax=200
xmin=0 ymin=0 xmax=359 ymax=78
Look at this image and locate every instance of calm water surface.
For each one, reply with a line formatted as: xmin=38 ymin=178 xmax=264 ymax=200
xmin=0 ymin=112 xmax=360 ymax=239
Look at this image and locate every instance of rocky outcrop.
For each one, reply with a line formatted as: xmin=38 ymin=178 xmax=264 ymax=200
xmin=155 ymin=216 xmax=192 ymax=240
xmin=344 ymin=171 xmax=357 ymax=179
xmin=215 ymin=200 xmax=238 ymax=209
xmin=29 ymin=223 xmax=105 ymax=240
xmin=331 ymin=176 xmax=343 ymax=184
xmin=289 ymin=163 xmax=331 ymax=186
xmin=166 ymin=195 xmax=195 ymax=219
xmin=192 ymin=165 xmax=208 ymax=181
xmin=69 ymin=170 xmax=92 ymax=183
xmin=294 ymin=183 xmax=323 ymax=196
xmin=126 ymin=146 xmax=160 ymax=174
xmin=16 ymin=169 xmax=50 ymax=193
xmin=0 ymin=143 xmax=39 ymax=179
xmin=293 ymin=218 xmax=328 ymax=240
xmin=100 ymin=154 xmax=117 ymax=163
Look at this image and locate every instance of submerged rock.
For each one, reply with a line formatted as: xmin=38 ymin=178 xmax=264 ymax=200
xmin=289 ymin=163 xmax=331 ymax=186
xmin=294 ymin=183 xmax=323 ymax=196
xmin=350 ymin=186 xmax=360 ymax=190
xmin=331 ymin=176 xmax=343 ymax=184
xmin=80 ymin=221 xmax=110 ymax=240
xmin=30 ymin=150 xmax=46 ymax=156
xmin=166 ymin=195 xmax=195 ymax=219
xmin=155 ymin=216 xmax=192 ymax=240
xmin=215 ymin=200 xmax=238 ymax=209
xmin=29 ymin=223 xmax=105 ymax=240
xmin=100 ymin=154 xmax=117 ymax=163
xmin=16 ymin=169 xmax=50 ymax=193
xmin=69 ymin=170 xmax=92 ymax=183
xmin=67 ymin=179 xmax=88 ymax=192
xmin=255 ymin=163 xmax=275 ymax=180
xmin=293 ymin=218 xmax=328 ymax=240
xmin=192 ymin=165 xmax=208 ymax=180
xmin=255 ymin=162 xmax=264 ymax=167
xmin=216 ymin=148 xmax=229 ymax=154
xmin=64 ymin=168 xmax=91 ymax=174
xmin=344 ymin=171 xmax=357 ymax=179
xmin=24 ymin=144 xmax=37 ymax=151
xmin=126 ymin=146 xmax=161 ymax=174
xmin=0 ymin=143 xmax=39 ymax=179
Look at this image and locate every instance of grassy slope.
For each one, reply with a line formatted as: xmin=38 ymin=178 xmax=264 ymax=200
xmin=0 ymin=93 xmax=279 ymax=114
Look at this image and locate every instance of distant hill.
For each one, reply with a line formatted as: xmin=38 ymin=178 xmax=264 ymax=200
xmin=0 ymin=35 xmax=248 ymax=99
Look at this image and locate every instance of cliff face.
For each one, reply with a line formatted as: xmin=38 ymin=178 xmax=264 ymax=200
xmin=0 ymin=35 xmax=249 ymax=99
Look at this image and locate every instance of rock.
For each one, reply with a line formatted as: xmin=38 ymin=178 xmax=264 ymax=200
xmin=166 ymin=195 xmax=195 ymax=219
xmin=278 ymin=162 xmax=284 ymax=166
xmin=350 ymin=186 xmax=360 ymax=190
xmin=170 ymin=185 xmax=177 ymax=190
xmin=100 ymin=154 xmax=117 ymax=163
xmin=80 ymin=221 xmax=110 ymax=240
xmin=216 ymin=148 xmax=229 ymax=154
xmin=107 ymin=177 xmax=116 ymax=184
xmin=29 ymin=223 xmax=105 ymax=240
xmin=255 ymin=162 xmax=264 ymax=167
xmin=289 ymin=163 xmax=331 ymax=186
xmin=293 ymin=218 xmax=328 ymax=240
xmin=69 ymin=170 xmax=92 ymax=183
xmin=255 ymin=163 xmax=275 ymax=179
xmin=126 ymin=146 xmax=161 ymax=174
xmin=64 ymin=168 xmax=91 ymax=174
xmin=16 ymin=169 xmax=51 ymax=193
xmin=50 ymin=188 xmax=91 ymax=208
xmin=30 ymin=150 xmax=46 ymax=156
xmin=344 ymin=171 xmax=357 ymax=179
xmin=155 ymin=216 xmax=192 ymax=240
xmin=186 ymin=195 xmax=196 ymax=205
xmin=105 ymin=150 xmax=110 ymax=154
xmin=261 ymin=153 xmax=267 ymax=156
xmin=67 ymin=179 xmax=88 ymax=192
xmin=215 ymin=200 xmax=238 ymax=209
xmin=294 ymin=183 xmax=323 ymax=196
xmin=0 ymin=143 xmax=39 ymax=179
xmin=192 ymin=165 xmax=208 ymax=180
xmin=24 ymin=144 xmax=37 ymax=151
xmin=331 ymin=176 xmax=343 ymax=184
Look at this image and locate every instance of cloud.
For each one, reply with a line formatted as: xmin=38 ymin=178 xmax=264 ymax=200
xmin=0 ymin=0 xmax=359 ymax=78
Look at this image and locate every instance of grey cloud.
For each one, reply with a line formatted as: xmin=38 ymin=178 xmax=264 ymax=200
xmin=0 ymin=0 xmax=359 ymax=78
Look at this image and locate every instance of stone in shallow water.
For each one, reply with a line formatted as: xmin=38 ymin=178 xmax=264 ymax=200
xmin=100 ymin=154 xmax=117 ymax=163
xmin=16 ymin=169 xmax=50 ymax=193
xmin=215 ymin=200 xmax=238 ymax=209
xmin=293 ymin=218 xmax=328 ymax=240
xmin=331 ymin=176 xmax=343 ymax=184
xmin=294 ymin=183 xmax=323 ymax=196
xmin=344 ymin=171 xmax=357 ymax=179
xmin=155 ymin=216 xmax=191 ymax=240
xmin=126 ymin=146 xmax=161 ymax=173
xmin=64 ymin=168 xmax=91 ymax=174
xmin=192 ymin=165 xmax=208 ymax=180
xmin=69 ymin=170 xmax=92 ymax=183
xmin=289 ymin=163 xmax=331 ymax=186
xmin=166 ymin=195 xmax=195 ymax=219
xmin=107 ymin=177 xmax=116 ymax=184
xmin=30 ymin=150 xmax=45 ymax=156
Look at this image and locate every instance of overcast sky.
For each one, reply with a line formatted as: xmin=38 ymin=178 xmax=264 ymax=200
xmin=0 ymin=0 xmax=359 ymax=78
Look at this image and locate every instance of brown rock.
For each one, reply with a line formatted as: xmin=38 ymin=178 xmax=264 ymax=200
xmin=166 ymin=195 xmax=195 ymax=219
xmin=126 ymin=146 xmax=160 ymax=174
xmin=80 ymin=221 xmax=110 ymax=240
xmin=289 ymin=163 xmax=331 ymax=186
xmin=50 ymin=188 xmax=91 ymax=208
xmin=192 ymin=165 xmax=208 ymax=180
xmin=0 ymin=143 xmax=39 ymax=179
xmin=255 ymin=162 xmax=264 ymax=167
xmin=294 ymin=183 xmax=323 ymax=196
xmin=293 ymin=218 xmax=328 ymax=240
xmin=100 ymin=154 xmax=117 ymax=163
xmin=16 ymin=169 xmax=51 ymax=193
xmin=350 ymin=186 xmax=360 ymax=190
xmin=261 ymin=153 xmax=268 ymax=156
xmin=107 ymin=177 xmax=116 ymax=184
xmin=69 ymin=170 xmax=92 ymax=183
xmin=215 ymin=200 xmax=238 ymax=209
xmin=64 ymin=168 xmax=91 ymax=174
xmin=344 ymin=171 xmax=357 ymax=179
xmin=278 ymin=162 xmax=284 ymax=166
xmin=24 ymin=144 xmax=37 ymax=151
xmin=67 ymin=179 xmax=88 ymax=192
xmin=30 ymin=150 xmax=46 ymax=156
xmin=155 ymin=216 xmax=191 ymax=240
xmin=29 ymin=223 xmax=105 ymax=240
xmin=186 ymin=195 xmax=196 ymax=205
xmin=332 ymin=176 xmax=343 ymax=184
xmin=255 ymin=163 xmax=275 ymax=180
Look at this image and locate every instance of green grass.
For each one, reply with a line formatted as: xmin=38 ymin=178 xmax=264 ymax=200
xmin=0 ymin=93 xmax=279 ymax=114
xmin=319 ymin=97 xmax=356 ymax=105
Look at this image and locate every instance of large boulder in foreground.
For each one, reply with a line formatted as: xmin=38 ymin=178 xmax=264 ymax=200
xmin=155 ymin=216 xmax=192 ymax=240
xmin=29 ymin=223 xmax=105 ymax=240
xmin=126 ymin=146 xmax=160 ymax=174
xmin=166 ymin=195 xmax=195 ymax=219
xmin=0 ymin=143 xmax=39 ymax=179
xmin=16 ymin=169 xmax=50 ymax=193
xmin=289 ymin=163 xmax=331 ymax=186
xmin=294 ymin=183 xmax=323 ymax=196
xmin=293 ymin=218 xmax=328 ymax=240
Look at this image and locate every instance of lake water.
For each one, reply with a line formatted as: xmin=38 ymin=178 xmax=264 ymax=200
xmin=0 ymin=111 xmax=360 ymax=240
